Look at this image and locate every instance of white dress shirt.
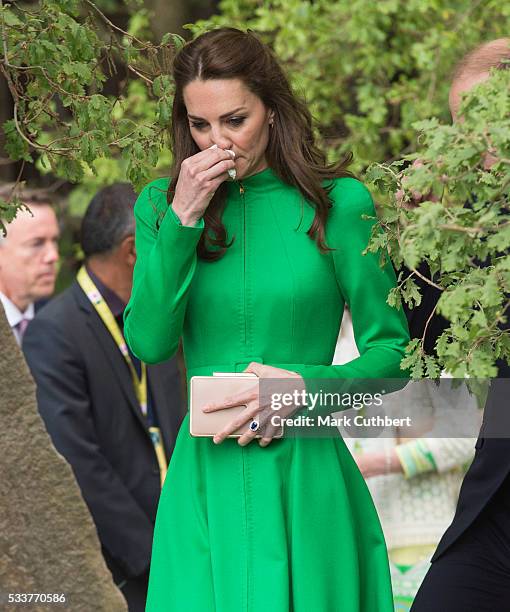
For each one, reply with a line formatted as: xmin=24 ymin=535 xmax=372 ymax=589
xmin=0 ymin=291 xmax=34 ymax=346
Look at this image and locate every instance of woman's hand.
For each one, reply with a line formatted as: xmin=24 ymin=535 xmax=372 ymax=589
xmin=202 ymin=362 xmax=306 ymax=448
xmin=172 ymin=146 xmax=236 ymax=226
xmin=354 ymin=449 xmax=403 ymax=479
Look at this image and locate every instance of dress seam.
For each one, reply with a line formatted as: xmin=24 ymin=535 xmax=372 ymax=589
xmin=241 ymin=446 xmax=250 ymax=611
xmin=239 ymin=187 xmax=246 ymax=357
xmin=268 ymin=193 xmax=296 ymax=356
xmin=245 ymin=188 xmax=253 ymax=356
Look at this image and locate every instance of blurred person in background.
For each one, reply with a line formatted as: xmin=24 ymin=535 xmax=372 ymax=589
xmin=404 ymin=39 xmax=510 ymax=611
xmin=334 ymin=312 xmax=475 ymax=612
xmin=22 ymin=183 xmax=186 ymax=612
xmin=0 ymin=186 xmax=59 ymax=345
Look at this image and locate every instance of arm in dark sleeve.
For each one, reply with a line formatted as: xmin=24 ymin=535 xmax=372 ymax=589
xmin=23 ymin=316 xmax=154 ymax=579
xmin=401 ymin=261 xmax=448 ymax=356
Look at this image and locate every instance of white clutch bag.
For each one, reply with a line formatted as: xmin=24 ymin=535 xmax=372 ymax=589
xmin=189 ymin=372 xmax=283 ymax=438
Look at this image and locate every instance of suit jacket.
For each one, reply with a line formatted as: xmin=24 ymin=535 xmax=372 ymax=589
xmin=403 ymin=265 xmax=510 ymax=561
xmin=35 ymin=299 xmax=49 ymax=312
xmin=22 ymin=281 xmax=185 ymax=581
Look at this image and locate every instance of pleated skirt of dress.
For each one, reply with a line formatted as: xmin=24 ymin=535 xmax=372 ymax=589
xmin=145 ymin=413 xmax=394 ymax=612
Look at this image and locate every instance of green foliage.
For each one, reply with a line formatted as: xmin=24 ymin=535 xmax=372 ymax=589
xmin=366 ymin=71 xmax=510 ymax=377
xmin=189 ymin=0 xmax=510 ymax=171
xmin=0 ymin=0 xmax=181 ymax=288
xmin=2 ymin=0 xmax=510 ymax=377
xmin=0 ymin=0 xmax=182 ymax=210
xmin=0 ymin=195 xmax=29 ymax=237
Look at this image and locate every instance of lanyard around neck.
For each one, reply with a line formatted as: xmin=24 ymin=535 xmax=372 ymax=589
xmin=77 ymin=266 xmax=147 ymax=416
xmin=77 ymin=266 xmax=168 ymax=487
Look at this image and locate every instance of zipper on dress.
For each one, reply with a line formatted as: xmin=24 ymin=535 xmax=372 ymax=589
xmin=239 ymin=182 xmax=247 ymax=347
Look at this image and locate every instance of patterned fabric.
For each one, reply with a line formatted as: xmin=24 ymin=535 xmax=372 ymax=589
xmin=390 ymin=558 xmax=432 ymax=612
xmin=396 ymin=439 xmax=437 ymax=478
xmin=337 ymin=316 xmax=478 ymax=609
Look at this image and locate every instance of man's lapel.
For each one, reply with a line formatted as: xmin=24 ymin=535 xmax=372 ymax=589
xmin=34 ymin=298 xmax=50 ymax=314
xmin=72 ymin=281 xmax=149 ymax=432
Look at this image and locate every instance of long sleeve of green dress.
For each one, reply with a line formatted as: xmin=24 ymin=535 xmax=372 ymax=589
xmin=124 ymin=168 xmax=408 ymax=612
xmin=124 ymin=178 xmax=204 ymax=364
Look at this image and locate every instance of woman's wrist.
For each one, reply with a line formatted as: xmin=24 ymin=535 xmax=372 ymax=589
xmin=171 ymin=202 xmax=201 ymax=227
xmin=384 ymin=447 xmax=393 ymax=474
xmin=386 ymin=448 xmax=404 ymax=475
xmin=366 ymin=449 xmax=403 ymax=476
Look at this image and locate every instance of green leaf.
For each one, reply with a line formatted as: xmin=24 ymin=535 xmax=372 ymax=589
xmin=401 ymin=276 xmax=422 ymax=308
xmin=423 ymin=355 xmax=439 ymax=377
xmin=3 ymin=9 xmax=23 ymax=27
xmin=387 ymin=286 xmax=402 ymax=309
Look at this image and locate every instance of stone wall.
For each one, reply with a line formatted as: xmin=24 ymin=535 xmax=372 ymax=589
xmin=0 ymin=308 xmax=127 ymax=611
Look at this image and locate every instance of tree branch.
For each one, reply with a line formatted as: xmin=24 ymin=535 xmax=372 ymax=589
xmin=410 ymin=266 xmax=444 ymax=291
xmin=421 ymin=301 xmax=439 ymax=352
xmin=83 ymin=0 xmax=146 ymax=47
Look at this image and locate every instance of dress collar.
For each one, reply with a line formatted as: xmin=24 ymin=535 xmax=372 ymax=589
xmin=227 ymin=166 xmax=286 ymax=195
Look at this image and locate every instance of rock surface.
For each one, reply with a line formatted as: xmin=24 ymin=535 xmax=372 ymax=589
xmin=0 ymin=309 xmax=127 ymax=611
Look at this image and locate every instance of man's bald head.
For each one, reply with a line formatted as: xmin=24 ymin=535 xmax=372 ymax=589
xmin=449 ymin=38 xmax=510 ymax=120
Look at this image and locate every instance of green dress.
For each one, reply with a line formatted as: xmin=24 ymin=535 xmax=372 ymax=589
xmin=124 ymin=168 xmax=410 ymax=612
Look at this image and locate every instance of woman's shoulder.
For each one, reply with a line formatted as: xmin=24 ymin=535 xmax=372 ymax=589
xmin=325 ymin=176 xmax=376 ymax=224
xmin=328 ymin=176 xmax=374 ymax=209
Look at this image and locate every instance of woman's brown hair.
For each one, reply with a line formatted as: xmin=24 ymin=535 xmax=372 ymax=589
xmin=168 ymin=27 xmax=352 ymax=261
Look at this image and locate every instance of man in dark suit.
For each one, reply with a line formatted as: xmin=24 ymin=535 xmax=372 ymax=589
xmin=23 ymin=184 xmax=185 ymax=612
xmin=410 ymin=39 xmax=510 ymax=611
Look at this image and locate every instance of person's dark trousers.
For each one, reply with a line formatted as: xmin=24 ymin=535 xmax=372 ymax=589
xmin=411 ymin=471 xmax=510 ymax=612
xmin=118 ymin=572 xmax=149 ymax=612
xmin=104 ymin=549 xmax=149 ymax=612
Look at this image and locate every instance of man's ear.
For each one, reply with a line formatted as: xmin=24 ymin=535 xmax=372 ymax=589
xmin=120 ymin=235 xmax=136 ymax=267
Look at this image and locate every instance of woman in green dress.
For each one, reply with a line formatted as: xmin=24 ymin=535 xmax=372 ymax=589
xmin=124 ymin=27 xmax=409 ymax=612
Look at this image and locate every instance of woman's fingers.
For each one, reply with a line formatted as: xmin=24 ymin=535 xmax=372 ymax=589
xmin=257 ymin=415 xmax=283 ymax=447
xmin=238 ymin=406 xmax=280 ymax=447
xmin=212 ymin=403 xmax=259 ymax=444
xmin=200 ymin=158 xmax=236 ymax=183
xmin=212 ymin=402 xmax=278 ymax=446
xmin=207 ymin=363 xmax=301 ymax=447
xmin=171 ymin=147 xmax=236 ymax=225
xmin=259 ymin=437 xmax=273 ymax=447
xmin=203 ymin=384 xmax=261 ymax=445
xmin=187 ymin=146 xmax=233 ymax=174
xmin=243 ymin=361 xmax=266 ymax=376
xmin=237 ymin=425 xmax=260 ymax=447
xmin=202 ymin=386 xmax=258 ymax=413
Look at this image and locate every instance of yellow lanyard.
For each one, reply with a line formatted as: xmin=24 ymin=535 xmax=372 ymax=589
xmin=77 ymin=266 xmax=167 ymax=487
